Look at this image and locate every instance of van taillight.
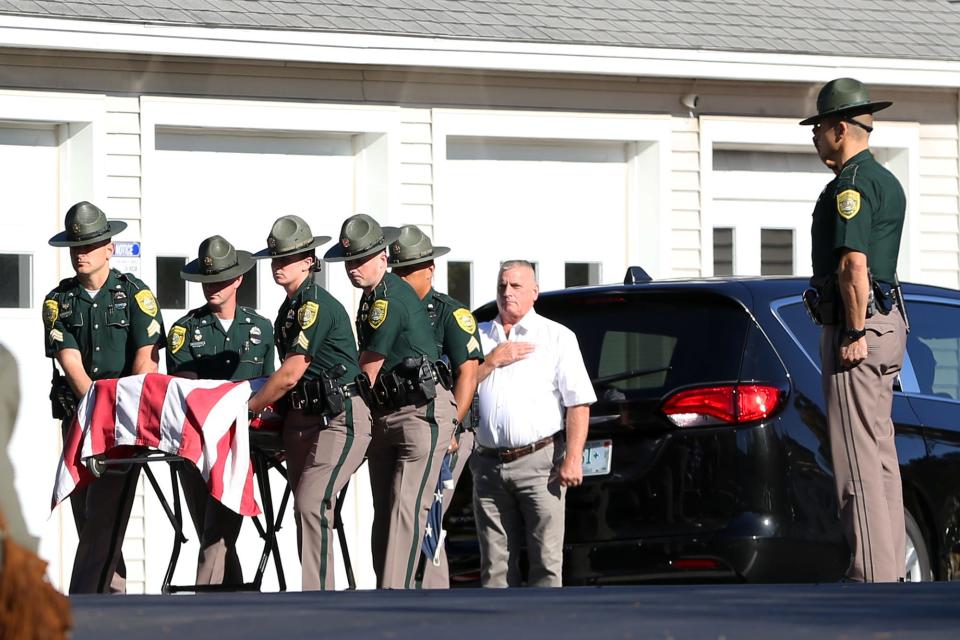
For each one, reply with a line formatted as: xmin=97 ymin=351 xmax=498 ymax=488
xmin=660 ymin=384 xmax=783 ymax=427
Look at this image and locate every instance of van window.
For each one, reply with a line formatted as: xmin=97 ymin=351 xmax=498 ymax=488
xmin=904 ymin=301 xmax=960 ymax=400
xmin=535 ymin=291 xmax=759 ymax=404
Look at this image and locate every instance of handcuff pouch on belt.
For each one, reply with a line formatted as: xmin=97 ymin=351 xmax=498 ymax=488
xmin=366 ymin=356 xmax=452 ymax=411
xmin=288 ymin=364 xmax=349 ymax=417
xmin=49 ymin=362 xmax=77 ymax=420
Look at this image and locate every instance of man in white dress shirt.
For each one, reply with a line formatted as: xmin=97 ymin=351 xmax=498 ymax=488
xmin=471 ymin=260 xmax=596 ymax=587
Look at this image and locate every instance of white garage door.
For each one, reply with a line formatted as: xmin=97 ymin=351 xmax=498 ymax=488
xmin=145 ymin=128 xmax=371 ymax=592
xmin=0 ymin=124 xmax=72 ymax=587
xmin=710 ymin=150 xmax=831 ymax=277
xmin=441 ymin=137 xmax=631 ymax=305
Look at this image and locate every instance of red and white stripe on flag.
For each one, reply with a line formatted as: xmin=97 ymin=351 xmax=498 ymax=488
xmin=52 ymin=373 xmax=260 ymax=516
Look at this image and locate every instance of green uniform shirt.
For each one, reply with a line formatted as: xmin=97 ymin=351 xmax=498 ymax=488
xmin=811 ymin=149 xmax=906 ymax=283
xmin=357 ymin=272 xmax=438 ymax=373
xmin=424 ymin=288 xmax=483 ymax=370
xmin=42 ymin=268 xmax=166 ymax=379
xmin=166 ymin=305 xmax=275 ymax=381
xmin=275 ymin=275 xmax=360 ymax=382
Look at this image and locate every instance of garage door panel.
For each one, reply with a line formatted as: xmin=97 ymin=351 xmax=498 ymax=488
xmin=443 ymin=137 xmax=629 ymax=302
xmin=710 ymin=150 xmax=824 ymax=277
xmin=0 ymin=125 xmax=69 ymax=588
xmin=151 ymin=130 xmax=356 ymax=318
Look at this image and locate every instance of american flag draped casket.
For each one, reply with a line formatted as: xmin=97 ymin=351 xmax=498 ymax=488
xmin=52 ymin=373 xmax=264 ymax=517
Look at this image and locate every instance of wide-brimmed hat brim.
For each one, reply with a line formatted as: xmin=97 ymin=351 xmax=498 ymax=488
xmin=323 ymin=227 xmax=401 ymax=262
xmin=388 ymin=245 xmax=450 ymax=269
xmin=48 ymin=220 xmax=128 ymax=247
xmin=799 ymin=100 xmax=892 ymax=126
xmin=251 ymin=236 xmax=331 ymax=260
xmin=181 ymin=250 xmax=256 ymax=283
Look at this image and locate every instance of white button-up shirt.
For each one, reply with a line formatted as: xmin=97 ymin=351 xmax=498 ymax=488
xmin=477 ymin=308 xmax=596 ymax=449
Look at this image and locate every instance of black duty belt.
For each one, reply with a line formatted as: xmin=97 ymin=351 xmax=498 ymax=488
xmin=289 ymin=375 xmax=356 ymax=417
xmin=476 ymin=432 xmax=562 ymax=464
xmin=366 ymin=357 xmax=451 ymax=411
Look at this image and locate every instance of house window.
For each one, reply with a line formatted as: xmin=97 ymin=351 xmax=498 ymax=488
xmin=447 ymin=261 xmax=472 ymax=307
xmin=565 ymin=263 xmax=601 ymax=287
xmin=0 ymin=253 xmax=31 ymax=308
xmin=713 ymin=228 xmax=734 ymax=276
xmin=761 ymin=229 xmax=793 ymax=275
xmin=237 ymin=266 xmax=258 ymax=308
xmin=156 ymin=256 xmax=186 ymax=309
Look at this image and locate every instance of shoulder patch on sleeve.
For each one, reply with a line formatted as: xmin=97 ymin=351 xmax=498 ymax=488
xmin=43 ymin=299 xmax=59 ymax=328
xmin=836 ymin=189 xmax=861 ymax=220
xmin=297 ymin=301 xmax=319 ymax=329
xmin=135 ymin=290 xmax=159 ymax=317
xmin=453 ymin=308 xmax=477 ymax=335
xmin=369 ymin=299 xmax=388 ymax=329
xmin=169 ymin=325 xmax=187 ymax=354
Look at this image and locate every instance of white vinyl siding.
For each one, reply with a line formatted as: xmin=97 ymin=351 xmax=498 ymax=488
xmin=670 ymin=116 xmax=701 ymax=276
xmin=918 ymin=123 xmax=960 ymax=288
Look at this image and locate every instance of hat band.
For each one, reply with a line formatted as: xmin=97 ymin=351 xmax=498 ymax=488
xmin=345 ymin=235 xmax=384 ymax=257
xmin=69 ymin=226 xmax=110 ymax=242
xmin=271 ymin=236 xmax=315 ymax=256
xmin=202 ymin=258 xmax=239 ymax=275
xmin=390 ymin=248 xmax=432 ymax=263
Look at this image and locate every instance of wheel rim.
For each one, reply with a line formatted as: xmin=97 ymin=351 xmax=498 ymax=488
xmin=905 ymin=533 xmax=922 ymax=582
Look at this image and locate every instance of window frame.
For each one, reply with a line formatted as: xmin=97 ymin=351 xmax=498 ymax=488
xmin=770 ymin=293 xmax=960 ymax=403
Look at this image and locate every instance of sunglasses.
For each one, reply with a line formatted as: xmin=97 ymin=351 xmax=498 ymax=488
xmin=813 ymin=117 xmax=874 ymax=134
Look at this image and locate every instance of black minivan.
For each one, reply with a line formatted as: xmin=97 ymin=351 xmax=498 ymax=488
xmin=444 ymin=274 xmax=960 ymax=584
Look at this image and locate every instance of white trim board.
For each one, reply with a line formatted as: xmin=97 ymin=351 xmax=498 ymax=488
xmin=2 ymin=15 xmax=960 ymax=88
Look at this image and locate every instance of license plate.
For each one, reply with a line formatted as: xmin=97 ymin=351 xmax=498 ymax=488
xmin=581 ymin=439 xmax=612 ymax=477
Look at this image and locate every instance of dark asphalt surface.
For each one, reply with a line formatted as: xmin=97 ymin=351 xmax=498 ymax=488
xmin=70 ymin=582 xmax=960 ymax=639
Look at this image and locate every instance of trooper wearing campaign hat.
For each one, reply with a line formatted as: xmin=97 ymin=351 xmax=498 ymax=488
xmin=166 ymin=235 xmax=275 ymax=587
xmin=326 ymin=214 xmax=456 ymax=589
xmin=247 ymin=215 xmax=370 ymax=591
xmin=43 ymin=201 xmax=166 ymax=593
xmin=803 ymin=78 xmax=908 ymax=582
xmin=388 ymin=226 xmax=483 ymax=588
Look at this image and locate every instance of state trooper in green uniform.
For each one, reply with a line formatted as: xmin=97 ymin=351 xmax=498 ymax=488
xmin=43 ymin=201 xmax=165 ymax=594
xmin=248 ymin=215 xmax=371 ymax=591
xmin=802 ymin=78 xmax=908 ymax=582
xmin=324 ymin=214 xmax=456 ymax=589
xmin=166 ymin=235 xmax=275 ymax=587
xmin=387 ymin=225 xmax=483 ymax=588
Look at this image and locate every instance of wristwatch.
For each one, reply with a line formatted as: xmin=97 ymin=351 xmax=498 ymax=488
xmin=844 ymin=327 xmax=867 ymax=341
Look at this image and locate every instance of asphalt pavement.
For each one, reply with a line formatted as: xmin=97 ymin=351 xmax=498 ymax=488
xmin=70 ymin=582 xmax=960 ymax=639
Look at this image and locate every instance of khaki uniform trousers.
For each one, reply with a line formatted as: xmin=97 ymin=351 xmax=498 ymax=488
xmin=284 ymin=395 xmax=371 ymax=591
xmin=368 ymin=388 xmax=456 ymax=589
xmin=470 ymin=439 xmax=565 ymax=588
xmin=821 ymin=306 xmax=907 ymax=582
xmin=64 ymin=418 xmax=131 ymax=594
xmin=179 ymin=465 xmax=244 ymax=586
xmin=421 ymin=428 xmax=475 ymax=589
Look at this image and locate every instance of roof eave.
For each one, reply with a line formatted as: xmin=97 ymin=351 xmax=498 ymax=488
xmin=2 ymin=15 xmax=960 ymax=88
